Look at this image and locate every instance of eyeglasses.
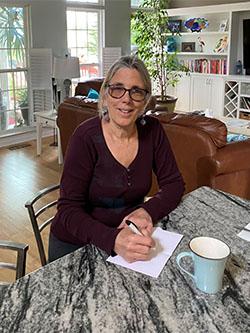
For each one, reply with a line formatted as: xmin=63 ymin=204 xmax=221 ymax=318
xmin=107 ymin=84 xmax=149 ymax=102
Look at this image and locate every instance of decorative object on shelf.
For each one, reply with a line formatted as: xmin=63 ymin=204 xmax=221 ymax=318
xmin=166 ymin=36 xmax=177 ymax=52
xmin=184 ymin=17 xmax=209 ymax=32
xmin=213 ymin=35 xmax=228 ymax=53
xmin=219 ymin=19 xmax=228 ymax=32
xmin=235 ymin=60 xmax=243 ymax=75
xmin=167 ymin=20 xmax=182 ymax=33
xmin=181 ymin=42 xmax=195 ymax=52
xmin=197 ymin=36 xmax=205 ymax=52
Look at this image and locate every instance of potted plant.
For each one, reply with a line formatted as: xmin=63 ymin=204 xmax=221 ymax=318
xmin=132 ymin=0 xmax=188 ymax=112
xmin=16 ymin=89 xmax=29 ymax=126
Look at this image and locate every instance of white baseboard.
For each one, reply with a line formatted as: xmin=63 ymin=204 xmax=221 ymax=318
xmin=0 ymin=127 xmax=54 ymax=148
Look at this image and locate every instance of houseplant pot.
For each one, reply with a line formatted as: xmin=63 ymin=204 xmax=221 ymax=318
xmin=16 ymin=89 xmax=29 ymax=126
xmin=155 ymin=95 xmax=178 ymax=113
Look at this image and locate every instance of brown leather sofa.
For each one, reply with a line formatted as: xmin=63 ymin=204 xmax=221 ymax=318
xmin=57 ymin=80 xmax=250 ymax=200
xmin=57 ymin=78 xmax=102 ymax=155
xmin=149 ymin=112 xmax=250 ymax=199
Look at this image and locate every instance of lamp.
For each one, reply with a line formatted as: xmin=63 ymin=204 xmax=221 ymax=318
xmin=53 ymin=56 xmax=80 ymax=100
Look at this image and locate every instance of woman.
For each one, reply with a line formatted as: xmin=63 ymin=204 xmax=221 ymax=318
xmin=49 ymin=55 xmax=185 ymax=263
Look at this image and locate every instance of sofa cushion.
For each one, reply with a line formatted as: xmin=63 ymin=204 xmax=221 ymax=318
xmin=87 ymin=88 xmax=99 ymax=99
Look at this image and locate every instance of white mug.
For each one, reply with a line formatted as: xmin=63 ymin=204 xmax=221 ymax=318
xmin=176 ymin=237 xmax=230 ymax=294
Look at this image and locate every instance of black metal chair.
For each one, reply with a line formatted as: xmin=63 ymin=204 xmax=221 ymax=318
xmin=25 ymin=184 xmax=60 ymax=266
xmin=0 ymin=240 xmax=29 ymax=283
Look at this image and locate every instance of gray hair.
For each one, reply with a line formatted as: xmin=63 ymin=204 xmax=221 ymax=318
xmin=98 ymin=55 xmax=152 ymax=118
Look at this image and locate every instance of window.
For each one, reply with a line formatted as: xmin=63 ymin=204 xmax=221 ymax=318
xmin=66 ymin=5 xmax=103 ymax=80
xmin=0 ymin=6 xmax=29 ymax=133
xmin=131 ymin=0 xmax=144 ymax=7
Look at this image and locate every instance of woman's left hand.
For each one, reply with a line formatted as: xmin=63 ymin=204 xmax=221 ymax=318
xmin=119 ymin=208 xmax=153 ymax=236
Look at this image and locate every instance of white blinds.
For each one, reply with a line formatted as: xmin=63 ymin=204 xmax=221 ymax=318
xmin=102 ymin=47 xmax=121 ymax=76
xmin=29 ymin=48 xmax=53 ymax=121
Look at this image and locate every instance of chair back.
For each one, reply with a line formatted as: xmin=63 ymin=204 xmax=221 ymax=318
xmin=0 ymin=240 xmax=29 ymax=284
xmin=25 ymin=184 xmax=60 ymax=266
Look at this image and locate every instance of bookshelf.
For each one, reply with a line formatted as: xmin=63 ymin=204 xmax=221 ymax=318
xmin=167 ymin=10 xmax=230 ymax=75
xmin=166 ymin=3 xmax=250 ymax=121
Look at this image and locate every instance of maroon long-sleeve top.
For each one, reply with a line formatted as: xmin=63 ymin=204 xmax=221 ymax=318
xmin=51 ymin=115 xmax=185 ymax=254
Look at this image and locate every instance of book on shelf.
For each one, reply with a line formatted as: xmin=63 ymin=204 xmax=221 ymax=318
xmin=180 ymin=58 xmax=227 ymax=74
xmin=210 ymin=60 xmax=217 ymax=74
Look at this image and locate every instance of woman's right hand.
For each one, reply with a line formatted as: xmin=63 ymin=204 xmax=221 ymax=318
xmin=114 ymin=227 xmax=155 ymax=263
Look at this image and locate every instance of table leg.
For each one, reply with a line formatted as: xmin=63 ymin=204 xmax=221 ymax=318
xmin=36 ymin=117 xmax=42 ymax=156
xmin=56 ymin=125 xmax=63 ymax=165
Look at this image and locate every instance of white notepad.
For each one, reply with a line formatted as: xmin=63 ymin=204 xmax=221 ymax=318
xmin=237 ymin=222 xmax=250 ymax=242
xmin=107 ymin=227 xmax=183 ymax=278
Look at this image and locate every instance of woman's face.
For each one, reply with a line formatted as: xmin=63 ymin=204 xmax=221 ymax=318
xmin=103 ymin=67 xmax=148 ymax=129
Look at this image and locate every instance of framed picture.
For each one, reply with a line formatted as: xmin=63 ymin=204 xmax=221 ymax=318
xmin=167 ymin=20 xmax=182 ymax=33
xmin=219 ymin=19 xmax=228 ymax=32
xmin=181 ymin=42 xmax=195 ymax=52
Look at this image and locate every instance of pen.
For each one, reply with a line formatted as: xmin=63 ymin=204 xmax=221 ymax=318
xmin=235 ymin=227 xmax=250 ymax=233
xmin=125 ymin=220 xmax=143 ymax=236
xmin=240 ymin=228 xmax=250 ymax=233
xmin=125 ymin=220 xmax=156 ymax=251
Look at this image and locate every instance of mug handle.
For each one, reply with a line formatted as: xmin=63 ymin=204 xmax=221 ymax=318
xmin=176 ymin=251 xmax=195 ymax=281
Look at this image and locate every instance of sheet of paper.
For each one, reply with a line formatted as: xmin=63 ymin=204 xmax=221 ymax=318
xmin=107 ymin=227 xmax=183 ymax=278
xmin=237 ymin=222 xmax=250 ymax=242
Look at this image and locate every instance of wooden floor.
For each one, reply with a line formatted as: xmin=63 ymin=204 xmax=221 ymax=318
xmin=0 ymin=137 xmax=62 ymax=283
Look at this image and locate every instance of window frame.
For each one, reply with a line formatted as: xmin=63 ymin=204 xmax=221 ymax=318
xmin=131 ymin=0 xmax=144 ymax=9
xmin=66 ymin=1 xmax=105 ymax=11
xmin=66 ymin=3 xmax=104 ymax=81
xmin=0 ymin=4 xmax=31 ymax=134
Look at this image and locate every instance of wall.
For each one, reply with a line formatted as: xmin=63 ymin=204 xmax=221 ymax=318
xmin=30 ymin=0 xmax=67 ymax=57
xmin=105 ymin=0 xmax=130 ymax=55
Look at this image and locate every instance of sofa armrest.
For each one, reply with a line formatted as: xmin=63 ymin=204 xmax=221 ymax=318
xmin=211 ymin=140 xmax=250 ymax=175
xmin=57 ymin=102 xmax=98 ymax=156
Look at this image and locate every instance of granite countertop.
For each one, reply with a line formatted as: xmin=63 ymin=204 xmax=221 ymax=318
xmin=0 ymin=187 xmax=249 ymax=333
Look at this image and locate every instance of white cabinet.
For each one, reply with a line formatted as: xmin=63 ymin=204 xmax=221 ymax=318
xmin=174 ymin=74 xmax=191 ymax=112
xmin=168 ymin=73 xmax=191 ymax=112
xmin=190 ymin=75 xmax=224 ymax=117
xmin=172 ymin=74 xmax=224 ymax=116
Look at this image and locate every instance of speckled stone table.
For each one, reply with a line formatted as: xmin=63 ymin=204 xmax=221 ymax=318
xmin=0 ymin=187 xmax=249 ymax=333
